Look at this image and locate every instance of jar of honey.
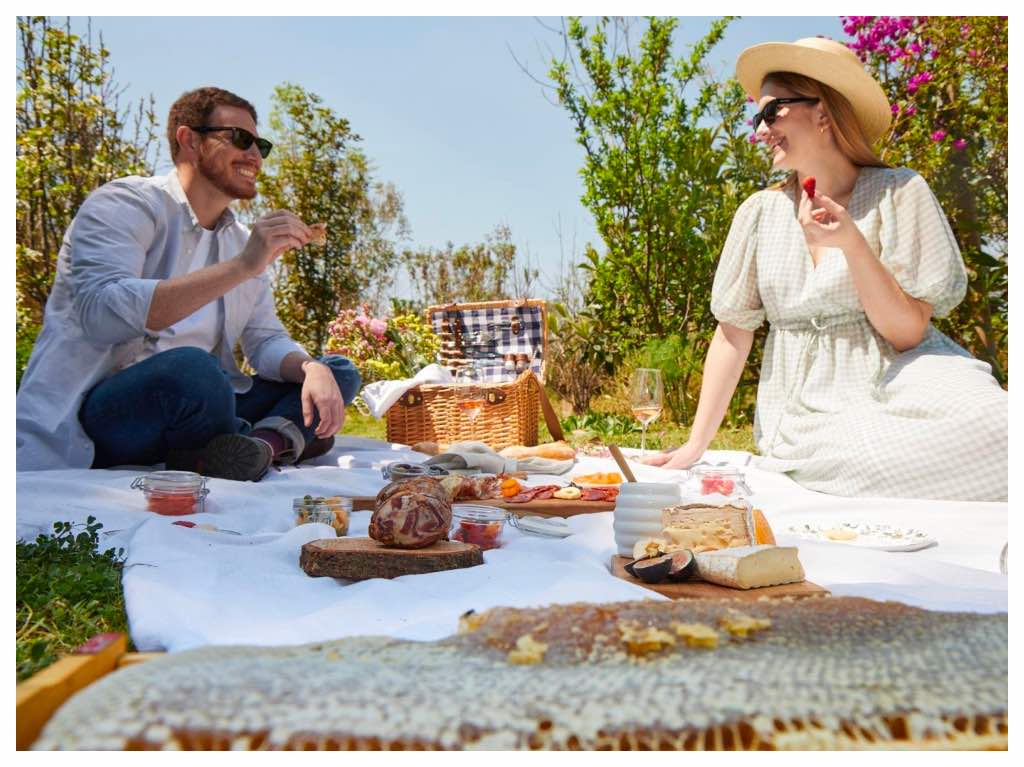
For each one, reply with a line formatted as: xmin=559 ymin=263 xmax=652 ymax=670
xmin=131 ymin=471 xmax=209 ymax=516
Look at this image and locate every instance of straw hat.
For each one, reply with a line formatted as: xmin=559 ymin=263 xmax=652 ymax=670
xmin=736 ymin=37 xmax=891 ymax=144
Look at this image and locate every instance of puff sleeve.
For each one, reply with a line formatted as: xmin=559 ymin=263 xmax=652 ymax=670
xmin=710 ymin=193 xmax=765 ymax=330
xmin=878 ymin=170 xmax=968 ymax=318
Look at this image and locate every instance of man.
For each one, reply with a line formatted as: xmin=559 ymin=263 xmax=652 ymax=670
xmin=16 ymin=86 xmax=360 ymax=480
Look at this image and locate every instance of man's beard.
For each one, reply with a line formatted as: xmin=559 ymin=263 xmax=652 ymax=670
xmin=196 ymin=148 xmax=257 ymax=201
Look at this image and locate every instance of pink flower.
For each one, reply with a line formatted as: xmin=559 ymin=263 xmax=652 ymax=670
xmin=931 ymin=130 xmax=947 ymax=142
xmin=905 ymin=104 xmax=917 ymax=116
xmin=368 ymin=318 xmax=388 ymax=338
xmin=891 ymin=103 xmax=901 ymax=115
xmin=953 ymin=138 xmax=968 ymax=149
xmin=748 ymin=133 xmax=758 ymax=144
xmin=353 ymin=314 xmax=369 ymax=328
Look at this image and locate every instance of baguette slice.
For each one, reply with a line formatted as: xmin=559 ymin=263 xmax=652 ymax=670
xmin=694 ymin=545 xmax=804 ymax=590
xmin=499 ymin=441 xmax=576 ymax=461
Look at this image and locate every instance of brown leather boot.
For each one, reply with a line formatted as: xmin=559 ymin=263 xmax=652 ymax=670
xmin=297 ymin=435 xmax=335 ymax=464
xmin=166 ymin=434 xmax=273 ymax=482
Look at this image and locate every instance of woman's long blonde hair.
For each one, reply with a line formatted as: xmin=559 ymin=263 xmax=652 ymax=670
xmin=762 ymin=71 xmax=889 ymax=192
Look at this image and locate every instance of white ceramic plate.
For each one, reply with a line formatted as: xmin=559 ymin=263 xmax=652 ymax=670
xmin=783 ymin=521 xmax=938 ymax=552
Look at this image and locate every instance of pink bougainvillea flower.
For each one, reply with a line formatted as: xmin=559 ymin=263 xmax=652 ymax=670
xmin=931 ymin=130 xmax=947 ymax=142
xmin=891 ymin=103 xmax=901 ymax=115
xmin=748 ymin=133 xmax=758 ymax=144
xmin=953 ymin=138 xmax=968 ymax=149
xmin=905 ymin=104 xmax=917 ymax=116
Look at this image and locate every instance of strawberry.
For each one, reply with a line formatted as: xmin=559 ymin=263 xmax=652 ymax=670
xmin=802 ymin=176 xmax=816 ymax=198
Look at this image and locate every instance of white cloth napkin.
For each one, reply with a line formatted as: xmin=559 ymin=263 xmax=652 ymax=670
xmin=424 ymin=441 xmax=574 ymax=476
xmin=360 ymin=364 xmax=453 ymax=419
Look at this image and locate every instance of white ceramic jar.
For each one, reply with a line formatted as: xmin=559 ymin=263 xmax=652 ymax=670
xmin=612 ymin=482 xmax=682 ymax=557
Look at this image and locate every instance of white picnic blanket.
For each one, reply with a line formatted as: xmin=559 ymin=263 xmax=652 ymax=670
xmin=15 ymin=438 xmax=1007 ymax=653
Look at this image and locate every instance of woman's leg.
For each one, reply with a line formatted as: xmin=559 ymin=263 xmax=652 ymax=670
xmin=79 ymin=347 xmax=238 ymax=468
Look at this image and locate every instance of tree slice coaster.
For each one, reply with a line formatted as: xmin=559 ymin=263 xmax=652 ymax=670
xmin=301 ymin=537 xmax=483 ymax=580
xmin=611 ymin=556 xmax=830 ymax=601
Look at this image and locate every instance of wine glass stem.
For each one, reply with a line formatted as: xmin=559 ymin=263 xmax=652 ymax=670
xmin=640 ymin=423 xmax=647 ymax=456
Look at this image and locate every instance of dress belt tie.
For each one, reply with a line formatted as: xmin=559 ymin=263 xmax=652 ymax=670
xmin=762 ymin=313 xmax=882 ymax=458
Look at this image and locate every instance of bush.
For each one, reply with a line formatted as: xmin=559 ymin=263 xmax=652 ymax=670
xmin=16 ymin=518 xmax=128 ymax=681
xmin=544 ymin=302 xmax=608 ymax=414
xmin=325 ymin=305 xmax=440 ymax=384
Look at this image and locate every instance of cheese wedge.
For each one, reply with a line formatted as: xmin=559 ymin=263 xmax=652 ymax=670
xmin=694 ymin=545 xmax=805 ymax=590
xmin=661 ymin=504 xmax=755 ymax=553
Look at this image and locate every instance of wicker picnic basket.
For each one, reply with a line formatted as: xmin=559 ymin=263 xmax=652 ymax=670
xmin=385 ymin=299 xmax=563 ymax=451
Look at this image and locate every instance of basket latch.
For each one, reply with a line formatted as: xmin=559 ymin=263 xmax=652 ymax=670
xmin=400 ymin=390 xmax=423 ymax=407
xmin=485 ymin=389 xmax=506 ymax=405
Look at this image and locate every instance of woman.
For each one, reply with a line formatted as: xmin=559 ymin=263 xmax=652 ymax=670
xmin=642 ymin=37 xmax=1007 ymax=502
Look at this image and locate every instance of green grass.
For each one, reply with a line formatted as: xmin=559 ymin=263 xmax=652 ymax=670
xmin=16 ymin=404 xmax=755 ymax=683
xmin=345 ymin=401 xmax=757 ymax=454
xmin=16 ymin=518 xmax=130 ymax=682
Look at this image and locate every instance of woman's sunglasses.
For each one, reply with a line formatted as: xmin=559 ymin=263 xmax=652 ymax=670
xmin=190 ymin=125 xmax=273 ymax=158
xmin=752 ymin=97 xmax=820 ymax=130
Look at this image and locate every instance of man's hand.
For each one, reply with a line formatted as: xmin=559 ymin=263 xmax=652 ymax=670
xmin=637 ymin=440 xmax=704 ymax=470
xmin=301 ymin=361 xmax=345 ymax=438
xmin=238 ymin=210 xmax=314 ymax=277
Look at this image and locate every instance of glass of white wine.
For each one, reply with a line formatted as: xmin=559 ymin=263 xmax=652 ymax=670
xmin=630 ymin=368 xmax=664 ymax=456
xmin=455 ymin=366 xmax=485 ymax=440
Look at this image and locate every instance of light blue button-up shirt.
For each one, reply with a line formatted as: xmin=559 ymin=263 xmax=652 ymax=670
xmin=16 ymin=170 xmax=306 ymax=470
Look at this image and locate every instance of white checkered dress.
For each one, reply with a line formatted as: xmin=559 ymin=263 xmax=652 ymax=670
xmin=711 ymin=166 xmax=1007 ymax=501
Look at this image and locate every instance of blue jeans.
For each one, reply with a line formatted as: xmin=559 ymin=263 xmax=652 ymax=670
xmin=79 ymin=347 xmax=361 ymax=468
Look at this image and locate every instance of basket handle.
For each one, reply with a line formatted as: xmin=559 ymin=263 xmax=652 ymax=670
xmin=528 ymin=372 xmax=565 ymax=442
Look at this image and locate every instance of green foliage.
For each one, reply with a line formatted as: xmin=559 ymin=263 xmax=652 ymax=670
xmin=16 ymin=517 xmax=129 ymax=681
xmin=254 ymin=83 xmax=409 ymax=355
xmin=561 ymin=411 xmax=640 ymax=442
xmin=544 ymin=301 xmax=608 ymax=414
xmin=401 ymin=224 xmax=539 ymax=309
xmin=16 ymin=301 xmax=41 ymax=389
xmin=843 ymin=16 xmax=1007 ymax=383
xmin=16 ymin=16 xmax=159 ymax=324
xmin=549 ymin=17 xmax=777 ymax=370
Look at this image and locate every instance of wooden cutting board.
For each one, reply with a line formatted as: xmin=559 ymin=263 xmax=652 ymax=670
xmin=610 ymin=556 xmax=830 ymax=601
xmin=352 ymin=497 xmax=614 ymax=517
xmin=301 ymin=537 xmax=483 ymax=580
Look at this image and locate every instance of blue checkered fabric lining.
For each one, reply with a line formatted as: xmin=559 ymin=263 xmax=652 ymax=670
xmin=431 ymin=304 xmax=545 ymax=382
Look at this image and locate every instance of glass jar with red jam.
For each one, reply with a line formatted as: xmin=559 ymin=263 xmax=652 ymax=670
xmin=131 ymin=471 xmax=209 ymax=516
xmin=450 ymin=505 xmax=506 ymax=551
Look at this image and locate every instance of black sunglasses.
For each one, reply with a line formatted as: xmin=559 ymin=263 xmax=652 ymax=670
xmin=752 ymin=97 xmax=820 ymax=130
xmin=190 ymin=125 xmax=273 ymax=158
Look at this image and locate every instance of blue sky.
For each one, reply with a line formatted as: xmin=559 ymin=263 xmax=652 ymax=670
xmin=68 ymin=15 xmax=846 ymax=299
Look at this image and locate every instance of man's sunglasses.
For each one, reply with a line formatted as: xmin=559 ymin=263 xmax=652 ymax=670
xmin=190 ymin=126 xmax=273 ymax=158
xmin=752 ymin=97 xmax=820 ymax=130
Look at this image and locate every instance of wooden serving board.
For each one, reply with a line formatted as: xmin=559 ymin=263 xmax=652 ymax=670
xmin=611 ymin=556 xmax=830 ymax=601
xmin=351 ymin=497 xmax=614 ymax=518
xmin=301 ymin=537 xmax=483 ymax=580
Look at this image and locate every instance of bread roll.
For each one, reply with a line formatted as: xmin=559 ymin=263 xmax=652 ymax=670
xmin=499 ymin=441 xmax=576 ymax=461
xmin=410 ymin=441 xmax=444 ymax=456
